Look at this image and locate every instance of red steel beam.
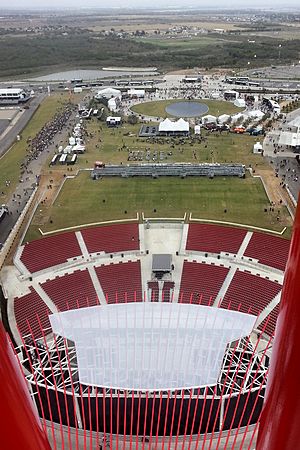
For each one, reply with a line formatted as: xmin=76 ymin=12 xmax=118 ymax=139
xmin=257 ymin=198 xmax=300 ymax=450
xmin=0 ymin=322 xmax=52 ymax=450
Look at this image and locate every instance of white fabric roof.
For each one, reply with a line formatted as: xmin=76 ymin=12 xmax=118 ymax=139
xmin=231 ymin=113 xmax=245 ymax=122
xmin=128 ymin=89 xmax=145 ymax=96
xmin=108 ymin=98 xmax=118 ymax=111
xmin=0 ymin=88 xmax=24 ymax=95
xmin=50 ymin=303 xmax=256 ymax=391
xmin=95 ymin=88 xmax=121 ymax=99
xmin=159 ymin=118 xmax=189 ymax=132
xmin=279 ymin=131 xmax=300 ymax=147
xmin=234 ymin=98 xmax=246 ymax=108
xmin=288 ymin=116 xmax=300 ymax=129
xmin=248 ymin=110 xmax=265 ymax=119
xmin=218 ymin=114 xmax=230 ymax=123
xmin=202 ymin=114 xmax=217 ymax=123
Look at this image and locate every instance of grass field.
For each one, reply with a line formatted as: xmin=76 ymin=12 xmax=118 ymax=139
xmin=90 ymin=20 xmax=245 ymax=33
xmin=25 ymin=171 xmax=291 ymax=242
xmin=44 ymin=117 xmax=265 ymax=172
xmin=141 ymin=37 xmax=225 ymax=48
xmin=130 ymin=99 xmax=240 ymax=119
xmin=0 ymin=93 xmax=72 ymax=203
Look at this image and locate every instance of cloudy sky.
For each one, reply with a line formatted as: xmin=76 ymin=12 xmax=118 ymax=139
xmin=2 ymin=0 xmax=300 ymax=9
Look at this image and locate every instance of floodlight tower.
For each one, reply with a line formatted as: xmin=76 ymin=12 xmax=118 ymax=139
xmin=257 ymin=196 xmax=300 ymax=450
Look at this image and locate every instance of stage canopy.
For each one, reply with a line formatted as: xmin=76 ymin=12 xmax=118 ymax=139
xmin=158 ymin=118 xmax=189 ymax=133
xmin=50 ymin=303 xmax=256 ymax=391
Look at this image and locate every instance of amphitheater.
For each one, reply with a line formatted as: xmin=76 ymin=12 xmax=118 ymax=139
xmin=1 ymin=221 xmax=290 ymax=449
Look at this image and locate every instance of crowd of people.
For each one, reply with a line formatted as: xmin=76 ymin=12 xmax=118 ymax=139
xmin=17 ymin=105 xmax=75 ymax=182
xmin=26 ymin=106 xmax=74 ymax=165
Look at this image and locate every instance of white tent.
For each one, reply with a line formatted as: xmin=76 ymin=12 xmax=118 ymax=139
xmin=95 ymin=87 xmax=121 ymax=100
xmin=218 ymin=114 xmax=230 ymax=124
xmin=107 ymin=116 xmax=122 ymax=127
xmin=63 ymin=145 xmax=73 ymax=154
xmin=253 ymin=142 xmax=263 ymax=154
xmin=279 ymin=131 xmax=300 ymax=147
xmin=108 ymin=97 xmax=118 ymax=112
xmin=224 ymin=90 xmax=238 ymax=97
xmin=127 ymin=89 xmax=145 ymax=98
xmin=194 ymin=125 xmax=201 ymax=135
xmin=177 ymin=118 xmax=190 ymax=132
xmin=248 ymin=110 xmax=265 ymax=119
xmin=231 ymin=113 xmax=245 ymax=123
xmin=234 ymin=98 xmax=246 ymax=108
xmin=69 ymin=137 xmax=76 ymax=146
xmin=224 ymin=90 xmax=239 ymax=100
xmin=202 ymin=114 xmax=217 ymax=124
xmin=288 ymin=116 xmax=300 ymax=132
xmin=73 ymin=144 xmax=86 ymax=154
xmin=159 ymin=118 xmax=189 ymax=133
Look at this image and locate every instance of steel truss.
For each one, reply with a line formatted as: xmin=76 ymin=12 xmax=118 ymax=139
xmin=19 ymin=333 xmax=268 ymax=400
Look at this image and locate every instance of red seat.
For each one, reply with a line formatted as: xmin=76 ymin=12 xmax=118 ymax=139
xmin=244 ymin=232 xmax=290 ymax=271
xmin=220 ymin=271 xmax=281 ymax=315
xmin=162 ymin=281 xmax=175 ymax=303
xmin=81 ymin=223 xmax=139 ymax=254
xmin=21 ymin=232 xmax=82 ymax=273
xmin=14 ymin=288 xmax=51 ymax=339
xmin=42 ymin=269 xmax=99 ymax=311
xmin=186 ymin=224 xmax=247 ymax=254
xmin=148 ymin=281 xmax=159 ymax=302
xmin=258 ymin=304 xmax=280 ymax=337
xmin=179 ymin=262 xmax=229 ymax=306
xmin=95 ymin=261 xmax=142 ymax=303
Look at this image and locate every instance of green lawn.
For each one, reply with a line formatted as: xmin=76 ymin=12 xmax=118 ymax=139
xmin=25 ymin=172 xmax=291 ymax=242
xmin=131 ymin=99 xmax=240 ymax=119
xmin=0 ymin=93 xmax=71 ymax=202
xmin=45 ymin=118 xmax=265 ymax=173
xmin=141 ymin=37 xmax=223 ymax=49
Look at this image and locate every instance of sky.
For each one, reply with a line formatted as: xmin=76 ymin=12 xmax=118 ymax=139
xmin=1 ymin=0 xmax=300 ymax=10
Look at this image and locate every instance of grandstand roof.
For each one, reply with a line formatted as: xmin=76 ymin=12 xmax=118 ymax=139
xmin=49 ymin=303 xmax=256 ymax=391
xmin=0 ymin=88 xmax=24 ymax=95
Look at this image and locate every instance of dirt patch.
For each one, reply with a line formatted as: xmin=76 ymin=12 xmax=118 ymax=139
xmin=255 ymin=166 xmax=295 ymax=221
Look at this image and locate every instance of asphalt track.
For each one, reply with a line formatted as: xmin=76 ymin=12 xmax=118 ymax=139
xmin=0 ymin=94 xmax=46 ymax=159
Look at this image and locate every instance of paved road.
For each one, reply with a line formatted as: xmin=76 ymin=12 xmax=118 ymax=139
xmin=0 ymin=94 xmax=46 ymax=158
xmin=0 ymin=106 xmax=77 ymax=247
xmin=263 ymin=109 xmax=300 ymax=201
